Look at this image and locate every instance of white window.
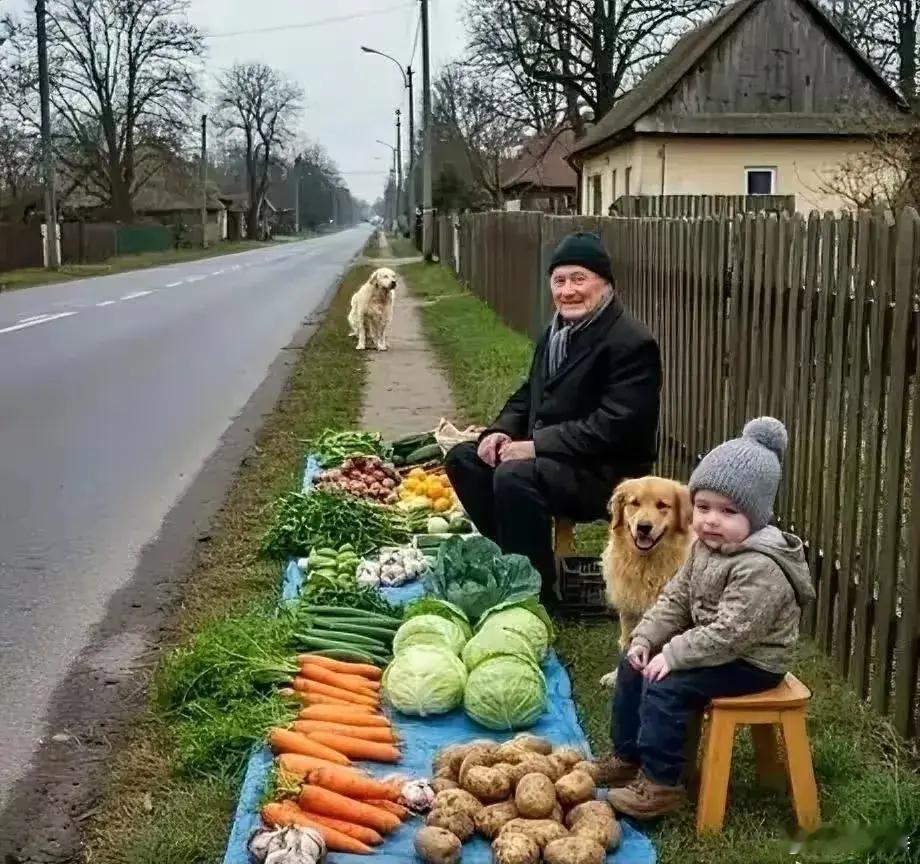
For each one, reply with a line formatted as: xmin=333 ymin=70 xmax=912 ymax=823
xmin=746 ymin=167 xmax=776 ymax=195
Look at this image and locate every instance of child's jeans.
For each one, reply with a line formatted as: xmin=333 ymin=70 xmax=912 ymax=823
xmin=611 ymin=653 xmax=784 ymax=786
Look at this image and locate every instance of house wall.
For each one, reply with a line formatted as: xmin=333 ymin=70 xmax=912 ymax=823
xmin=580 ymin=135 xmax=892 ymax=214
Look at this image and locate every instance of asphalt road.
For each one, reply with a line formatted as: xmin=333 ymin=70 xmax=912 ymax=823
xmin=0 ymin=228 xmax=369 ymax=810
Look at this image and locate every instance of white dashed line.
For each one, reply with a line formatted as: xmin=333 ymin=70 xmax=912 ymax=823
xmin=0 ymin=311 xmax=77 ymax=334
xmin=96 ymin=300 xmax=117 ymax=307
xmin=211 ymin=269 xmax=224 ymax=276
xmin=19 ymin=314 xmax=49 ymax=323
xmin=165 ymin=281 xmax=182 ymax=288
xmin=185 ymin=275 xmax=206 ymax=284
xmin=121 ymin=290 xmax=153 ymax=301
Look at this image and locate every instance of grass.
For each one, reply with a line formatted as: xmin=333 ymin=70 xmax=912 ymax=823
xmin=84 ymin=260 xmax=371 ymax=864
xmin=404 ymin=259 xmax=920 ymax=864
xmin=0 ymin=239 xmax=276 ymax=291
xmin=386 ymin=233 xmax=419 ymax=258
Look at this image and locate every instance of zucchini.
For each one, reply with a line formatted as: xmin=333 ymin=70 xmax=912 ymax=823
xmin=302 ymin=628 xmax=389 ymax=650
xmin=390 ymin=431 xmax=436 ymax=458
xmin=298 ymin=639 xmax=389 ymax=664
xmin=405 ymin=442 xmax=442 ymax=464
xmin=312 ymin=620 xmax=397 ymax=641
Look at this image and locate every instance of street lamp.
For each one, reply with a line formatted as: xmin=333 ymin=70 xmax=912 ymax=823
xmin=361 ymin=45 xmax=414 ymax=234
xmin=376 ymin=139 xmax=399 ymax=232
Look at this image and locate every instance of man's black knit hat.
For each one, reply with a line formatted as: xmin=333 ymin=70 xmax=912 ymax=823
xmin=548 ymin=231 xmax=614 ymax=283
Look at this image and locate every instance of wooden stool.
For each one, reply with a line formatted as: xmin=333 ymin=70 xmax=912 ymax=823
xmin=696 ymin=673 xmax=820 ymax=835
xmin=553 ymin=518 xmax=576 ymax=559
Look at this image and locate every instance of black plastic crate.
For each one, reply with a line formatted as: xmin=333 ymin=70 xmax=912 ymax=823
xmin=551 ymin=556 xmax=615 ymax=619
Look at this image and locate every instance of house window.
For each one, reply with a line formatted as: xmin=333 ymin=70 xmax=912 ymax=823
xmin=624 ymin=166 xmax=632 ymax=197
xmin=611 ymin=169 xmax=617 ymax=204
xmin=591 ymin=174 xmax=603 ymax=215
xmin=746 ymin=167 xmax=776 ymax=195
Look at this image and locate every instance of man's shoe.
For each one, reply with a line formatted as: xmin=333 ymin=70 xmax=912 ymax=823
xmin=607 ymin=772 xmax=686 ymax=819
xmin=591 ymin=756 xmax=640 ymax=788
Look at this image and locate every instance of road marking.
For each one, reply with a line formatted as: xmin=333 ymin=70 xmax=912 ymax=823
xmin=0 ymin=311 xmax=77 ymax=334
xmin=121 ymin=290 xmax=153 ymax=301
xmin=96 ymin=300 xmax=117 ymax=307
xmin=185 ymin=275 xmax=206 ymax=284
xmin=19 ymin=314 xmax=49 ymax=323
xmin=229 ymin=265 xmax=241 ymax=271
xmin=165 ymin=281 xmax=182 ymax=288
xmin=211 ymin=269 xmax=224 ymax=276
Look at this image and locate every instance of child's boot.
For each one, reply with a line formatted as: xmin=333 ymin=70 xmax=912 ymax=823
xmin=607 ymin=772 xmax=686 ymax=819
xmin=591 ymin=755 xmax=640 ymax=788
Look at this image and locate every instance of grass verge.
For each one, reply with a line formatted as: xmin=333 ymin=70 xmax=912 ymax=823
xmin=84 ymin=262 xmax=370 ymax=864
xmin=0 ymin=239 xmax=277 ymax=292
xmin=405 ymin=259 xmax=920 ymax=864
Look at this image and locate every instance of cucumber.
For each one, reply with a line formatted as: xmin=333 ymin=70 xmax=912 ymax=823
xmin=315 ymin=547 xmax=339 ymax=558
xmin=301 ymin=606 xmax=403 ymax=627
xmin=303 ymin=628 xmax=389 ymax=650
xmin=338 ymin=544 xmax=355 ymax=553
xmin=390 ymin=431 xmax=436 ymax=458
xmin=312 ymin=620 xmax=397 ymax=641
xmin=298 ymin=640 xmax=389 ymax=665
xmin=405 ymin=442 xmax=442 ymax=464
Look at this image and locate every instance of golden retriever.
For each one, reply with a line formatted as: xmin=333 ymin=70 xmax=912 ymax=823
xmin=348 ymin=267 xmax=398 ymax=351
xmin=600 ymin=477 xmax=693 ymax=684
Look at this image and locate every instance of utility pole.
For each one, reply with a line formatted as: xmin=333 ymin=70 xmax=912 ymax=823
xmin=407 ymin=65 xmax=415 ymax=237
xmin=420 ymin=0 xmax=433 ymax=259
xmin=200 ymin=114 xmax=208 ymax=248
xmin=36 ymin=0 xmax=58 ymax=269
xmin=395 ymin=109 xmax=403 ymax=234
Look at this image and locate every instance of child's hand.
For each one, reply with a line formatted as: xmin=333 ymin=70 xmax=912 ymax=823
xmin=642 ymin=653 xmax=671 ymax=682
xmin=627 ymin=644 xmax=649 ymax=670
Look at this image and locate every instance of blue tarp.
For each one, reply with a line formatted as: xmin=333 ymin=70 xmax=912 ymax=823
xmin=222 ymin=457 xmax=656 ymax=864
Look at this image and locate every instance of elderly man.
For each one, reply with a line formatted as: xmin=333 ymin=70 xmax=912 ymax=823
xmin=445 ymin=231 xmax=661 ymax=599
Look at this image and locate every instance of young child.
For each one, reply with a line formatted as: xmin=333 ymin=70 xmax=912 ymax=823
xmin=604 ymin=417 xmax=815 ymax=820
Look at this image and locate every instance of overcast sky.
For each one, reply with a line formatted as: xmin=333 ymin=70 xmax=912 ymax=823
xmin=192 ymin=1 xmax=467 ymax=202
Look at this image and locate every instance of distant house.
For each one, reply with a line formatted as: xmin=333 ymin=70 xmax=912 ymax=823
xmin=502 ymin=128 xmax=578 ymax=214
xmin=569 ymin=0 xmax=906 ymax=215
xmin=219 ymin=193 xmax=248 ymax=240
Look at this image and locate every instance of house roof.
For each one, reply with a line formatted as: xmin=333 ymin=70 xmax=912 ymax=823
xmin=501 ymin=128 xmax=578 ymax=192
xmin=572 ymin=0 xmax=906 ymax=157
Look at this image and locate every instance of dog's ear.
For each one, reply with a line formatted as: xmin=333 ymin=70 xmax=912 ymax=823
xmin=674 ymin=484 xmax=692 ymax=530
xmin=608 ymin=485 xmax=628 ymax=528
xmin=369 ymin=270 xmax=381 ymax=288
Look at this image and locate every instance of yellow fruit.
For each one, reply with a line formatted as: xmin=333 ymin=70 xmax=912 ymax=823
xmin=433 ymin=497 xmax=452 ymax=513
xmin=409 ymin=468 xmax=426 ymax=479
xmin=425 ymin=480 xmax=444 ymax=497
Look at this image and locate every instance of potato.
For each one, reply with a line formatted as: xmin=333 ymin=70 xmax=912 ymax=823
xmin=572 ymin=761 xmax=600 ymax=782
xmin=427 ymin=807 xmax=475 ymax=842
xmin=555 ymin=771 xmax=595 ymax=808
xmin=458 ymin=744 xmax=500 ymax=787
xmin=544 ymin=836 xmax=606 ymax=864
xmin=415 ymin=826 xmax=462 ymax=864
xmin=434 ymin=789 xmax=485 ymax=819
xmin=564 ymin=800 xmax=614 ymax=829
xmin=433 ymin=744 xmax=469 ymax=779
xmin=433 ymin=777 xmax=460 ymax=793
xmin=514 ymin=773 xmax=557 ymax=819
xmin=463 ymin=766 xmax=513 ymax=803
xmin=547 ymin=755 xmax=570 ymax=781
xmin=514 ymin=754 xmax=557 ymax=780
xmin=494 ymin=743 xmax=532 ymax=765
xmin=492 ymin=832 xmax=541 ymax=864
xmin=500 ymin=818 xmax=569 ymax=849
xmin=476 ymin=800 xmax=520 ymax=839
xmin=512 ymin=734 xmax=553 ymax=755
xmin=492 ymin=762 xmax=517 ymax=784
xmin=552 ymin=747 xmax=587 ymax=770
xmin=551 ymin=802 xmax=564 ymax=824
xmin=571 ymin=816 xmax=621 ymax=851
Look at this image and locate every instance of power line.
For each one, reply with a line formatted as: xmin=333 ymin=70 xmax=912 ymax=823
xmin=408 ymin=8 xmax=421 ymax=67
xmin=205 ymin=4 xmax=414 ymax=39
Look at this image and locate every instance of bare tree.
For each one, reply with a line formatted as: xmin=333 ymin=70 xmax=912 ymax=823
xmin=465 ymin=0 xmax=720 ymax=137
xmin=215 ymin=62 xmax=302 ymax=239
xmin=5 ymin=0 xmax=203 ymax=219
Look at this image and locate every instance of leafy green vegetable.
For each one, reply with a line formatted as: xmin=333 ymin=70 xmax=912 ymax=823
xmin=476 ymin=598 xmax=555 ymax=659
xmin=423 ymin=535 xmax=542 ymax=621
xmin=463 ymin=652 xmax=548 ymax=730
xmin=461 ymin=624 xmax=538 ymax=670
xmin=382 ymin=645 xmax=468 ymax=716
xmin=403 ymin=597 xmax=473 ymax=640
xmin=297 ymin=584 xmax=401 ymax=618
xmin=392 ymin=614 xmax=468 ymax=656
xmin=310 ymin=429 xmax=390 ymax=467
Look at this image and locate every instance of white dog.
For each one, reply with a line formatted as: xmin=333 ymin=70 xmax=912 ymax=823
xmin=348 ymin=267 xmax=398 ymax=351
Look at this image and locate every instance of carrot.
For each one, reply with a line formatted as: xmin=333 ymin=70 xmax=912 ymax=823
xmin=300 ymin=665 xmax=380 ymax=695
xmin=297 ymin=654 xmax=383 ymax=680
xmin=262 ymin=801 xmax=373 ymax=854
xmin=300 ymin=811 xmax=384 ymax=845
xmin=294 ymin=720 xmax=397 ymax=743
xmin=298 ymin=705 xmax=389 ymax=726
xmin=293 ymin=677 xmax=380 ymax=708
xmin=306 ymin=765 xmax=401 ymax=801
xmin=279 ymin=687 xmax=362 ymax=708
xmin=276 ymin=753 xmax=364 ymax=782
xmin=365 ymin=799 xmax=411 ymax=820
xmin=269 ymin=728 xmax=351 ymax=765
xmin=299 ymin=785 xmax=402 ymax=833
xmin=307 ymin=732 xmax=401 ymax=763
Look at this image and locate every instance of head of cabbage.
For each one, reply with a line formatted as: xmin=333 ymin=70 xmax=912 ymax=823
xmin=461 ymin=624 xmax=538 ymax=670
xmin=392 ymin=613 xmax=468 ymax=656
xmin=382 ymin=645 xmax=467 ymax=716
xmin=475 ymin=598 xmax=554 ymax=660
xmin=463 ymin=652 xmax=547 ymax=730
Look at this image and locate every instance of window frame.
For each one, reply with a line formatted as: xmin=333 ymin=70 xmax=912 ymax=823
xmin=745 ymin=166 xmax=777 ymax=195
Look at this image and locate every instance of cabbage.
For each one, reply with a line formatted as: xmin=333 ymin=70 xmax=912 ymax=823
xmin=476 ymin=599 xmax=554 ymax=660
xmin=463 ymin=653 xmax=548 ymax=730
xmin=403 ymin=597 xmax=473 ymax=641
xmin=392 ymin=613 xmax=468 ymax=656
xmin=382 ymin=645 xmax=467 ymax=716
xmin=461 ymin=624 xmax=538 ymax=670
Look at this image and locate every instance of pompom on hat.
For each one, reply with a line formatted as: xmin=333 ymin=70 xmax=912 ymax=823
xmin=688 ymin=417 xmax=788 ymax=532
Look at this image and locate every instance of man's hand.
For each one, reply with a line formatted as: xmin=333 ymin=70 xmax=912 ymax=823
xmin=499 ymin=440 xmax=536 ymax=461
xmin=477 ymin=432 xmax=510 ymax=467
xmin=642 ymin=653 xmax=671 ymax=683
xmin=627 ymin=644 xmax=649 ymax=671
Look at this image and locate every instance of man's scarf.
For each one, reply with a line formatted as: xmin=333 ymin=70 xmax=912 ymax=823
xmin=546 ymin=288 xmax=614 ymax=377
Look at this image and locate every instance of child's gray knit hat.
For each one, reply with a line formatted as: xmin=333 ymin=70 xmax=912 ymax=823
xmin=688 ymin=417 xmax=788 ymax=531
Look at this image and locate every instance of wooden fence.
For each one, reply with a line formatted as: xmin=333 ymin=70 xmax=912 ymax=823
xmin=442 ymin=207 xmax=920 ymax=740
xmin=612 ymin=194 xmax=796 ymax=219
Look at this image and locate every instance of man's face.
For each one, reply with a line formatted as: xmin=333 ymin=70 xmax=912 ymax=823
xmin=550 ymin=265 xmax=609 ymax=321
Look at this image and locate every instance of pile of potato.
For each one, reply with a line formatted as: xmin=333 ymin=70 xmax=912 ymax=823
xmin=414 ymin=735 xmax=620 ymax=864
